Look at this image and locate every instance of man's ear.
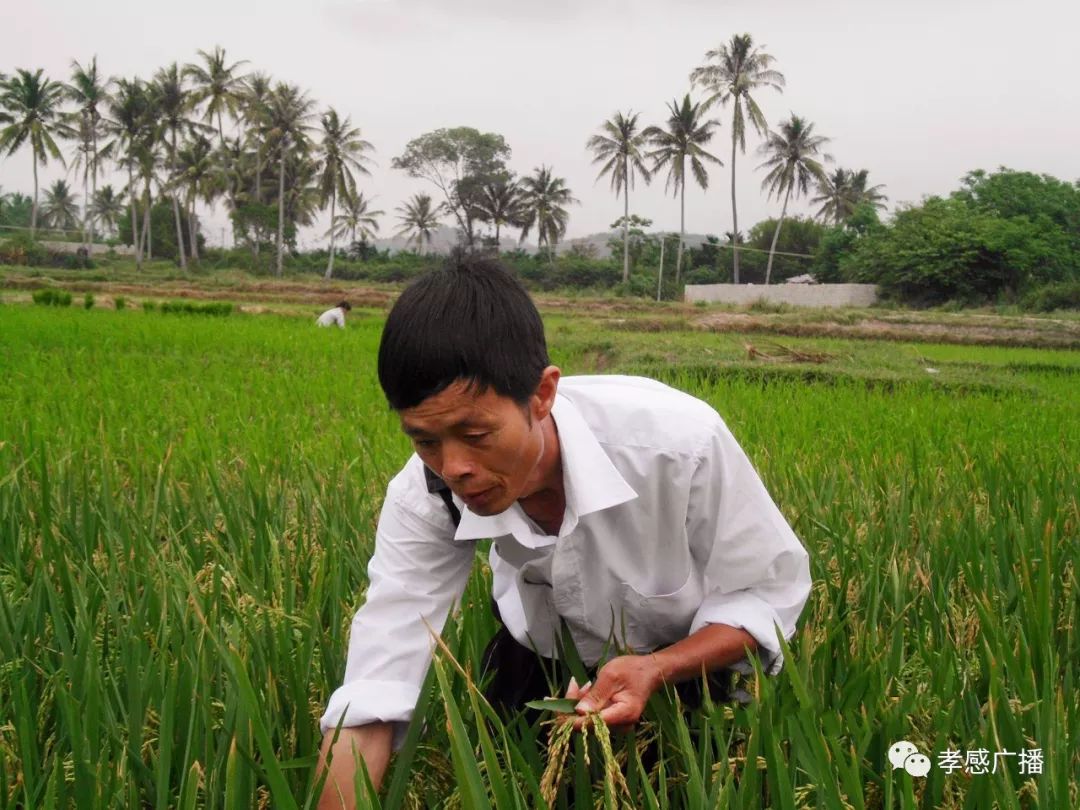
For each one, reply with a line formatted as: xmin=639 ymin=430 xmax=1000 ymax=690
xmin=531 ymin=365 xmax=561 ymax=422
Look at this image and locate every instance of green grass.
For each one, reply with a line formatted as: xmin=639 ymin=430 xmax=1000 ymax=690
xmin=0 ymin=305 xmax=1076 ymax=808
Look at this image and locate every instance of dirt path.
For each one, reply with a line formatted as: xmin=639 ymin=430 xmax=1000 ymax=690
xmin=692 ymin=312 xmax=1080 ymax=349
xmin=6 ymin=272 xmax=1078 ymax=349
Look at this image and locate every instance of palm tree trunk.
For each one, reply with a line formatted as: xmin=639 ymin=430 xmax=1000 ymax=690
xmin=254 ymin=147 xmax=263 ymax=258
xmin=765 ymin=185 xmax=792 ymax=285
xmin=730 ymin=126 xmax=740 ymax=284
xmin=495 ymin=222 xmax=501 ymax=254
xmin=141 ymin=204 xmax=151 ymax=259
xmin=81 ymin=145 xmax=90 ymax=250
xmin=621 ymin=156 xmax=630 ymax=283
xmin=676 ymin=167 xmax=686 ymax=285
xmin=276 ymin=141 xmax=287 ymax=277
xmin=170 ymin=132 xmax=187 ymax=270
xmin=128 ymin=164 xmax=142 ymax=271
xmin=90 ymin=129 xmax=99 ymax=249
xmin=324 ymin=189 xmax=337 ymax=280
xmin=142 ymin=177 xmax=153 ymax=260
xmin=31 ymin=156 xmax=39 ymax=235
xmin=188 ymin=194 xmax=199 ymax=261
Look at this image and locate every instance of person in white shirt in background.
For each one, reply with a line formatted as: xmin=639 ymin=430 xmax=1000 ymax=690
xmin=315 ymin=254 xmax=812 ymax=808
xmin=317 ymin=300 xmax=351 ymax=328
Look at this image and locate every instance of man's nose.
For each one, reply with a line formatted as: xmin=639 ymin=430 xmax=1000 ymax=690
xmin=439 ymin=441 xmax=474 ymax=482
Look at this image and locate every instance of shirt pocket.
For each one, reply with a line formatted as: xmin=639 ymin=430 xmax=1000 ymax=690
xmin=618 ymin=568 xmax=703 ymax=652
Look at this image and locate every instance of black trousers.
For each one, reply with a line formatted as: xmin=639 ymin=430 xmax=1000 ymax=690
xmin=478 ymin=621 xmax=734 ymax=721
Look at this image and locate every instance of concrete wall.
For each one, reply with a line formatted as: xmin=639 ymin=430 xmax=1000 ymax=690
xmin=685 ymin=283 xmax=879 ymax=308
xmin=40 ymin=240 xmax=135 ymax=257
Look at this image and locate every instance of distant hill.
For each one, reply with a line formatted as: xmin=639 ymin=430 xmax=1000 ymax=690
xmin=372 ymin=226 xmax=716 ymax=258
xmin=558 ymin=231 xmax=716 ymax=259
xmin=372 ymin=225 xmax=535 ymax=255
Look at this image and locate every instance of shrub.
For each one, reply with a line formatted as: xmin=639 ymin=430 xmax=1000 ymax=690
xmin=1020 ymin=280 xmax=1080 ymax=312
xmin=142 ymin=301 xmax=156 ymax=313
xmin=114 ymin=296 xmax=126 ymax=310
xmin=841 ymin=197 xmax=1078 ymax=304
xmin=60 ymin=252 xmax=96 ymax=270
xmin=83 ymin=293 xmax=95 ymax=310
xmin=32 ymin=289 xmax=73 ymax=307
xmin=159 ymin=300 xmax=234 ymax=316
xmin=0 ymin=233 xmax=48 ymax=266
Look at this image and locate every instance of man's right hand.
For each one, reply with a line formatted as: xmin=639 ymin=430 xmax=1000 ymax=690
xmin=315 ymin=722 xmax=393 ymax=810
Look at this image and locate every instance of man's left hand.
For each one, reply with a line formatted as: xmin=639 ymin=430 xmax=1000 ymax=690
xmin=567 ymin=655 xmax=664 ymax=731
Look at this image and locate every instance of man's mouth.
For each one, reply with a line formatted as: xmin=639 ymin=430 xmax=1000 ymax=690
xmin=462 ymin=486 xmax=495 ymax=506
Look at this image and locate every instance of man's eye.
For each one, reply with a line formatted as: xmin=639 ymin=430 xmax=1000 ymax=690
xmin=414 ymin=439 xmax=437 ymax=449
xmin=464 ymin=433 xmax=489 ymax=442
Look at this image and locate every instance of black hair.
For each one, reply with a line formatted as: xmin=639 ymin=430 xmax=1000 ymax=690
xmin=377 ymin=253 xmax=549 ymax=411
xmin=337 ymin=300 xmax=352 ymax=311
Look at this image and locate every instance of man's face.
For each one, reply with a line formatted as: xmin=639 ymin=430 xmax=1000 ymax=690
xmin=398 ymin=377 xmax=551 ymax=516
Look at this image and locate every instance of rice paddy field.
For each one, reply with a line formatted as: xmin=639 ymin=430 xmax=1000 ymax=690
xmin=0 ymin=300 xmax=1077 ymax=809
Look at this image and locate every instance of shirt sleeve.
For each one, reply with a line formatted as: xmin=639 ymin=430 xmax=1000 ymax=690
xmin=685 ymin=418 xmax=812 ymax=676
xmin=319 ymin=486 xmax=474 ymax=748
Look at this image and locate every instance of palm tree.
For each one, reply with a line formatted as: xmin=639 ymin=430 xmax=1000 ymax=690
xmin=0 ymin=72 xmax=9 ymax=126
xmin=811 ymin=168 xmax=887 ymax=225
xmin=66 ymin=58 xmax=112 ymax=249
xmin=92 ymin=184 xmax=124 ymax=237
xmin=0 ymin=69 xmax=68 ymax=234
xmin=849 ymin=169 xmax=887 ymax=215
xmin=41 ymin=179 xmax=80 ymax=231
xmin=586 ymin=111 xmax=650 ymax=282
xmin=691 ymin=34 xmax=785 ymax=283
xmin=153 ymin=64 xmax=203 ymax=270
xmin=134 ymin=136 xmax=164 ymax=260
xmin=175 ymin=135 xmax=218 ymax=260
xmin=810 ymin=167 xmax=852 ymax=225
xmin=473 ymin=177 xmax=524 ymax=252
xmin=757 ymin=115 xmax=831 ymax=284
xmin=263 ymin=82 xmax=315 ymax=275
xmin=317 ymin=108 xmax=374 ymax=279
xmin=395 ymin=193 xmax=441 ymax=254
xmin=282 ymin=147 xmax=321 ymax=239
xmin=518 ymin=165 xmax=578 ymax=262
xmin=644 ymin=94 xmax=723 ymax=284
xmin=239 ymin=72 xmax=273 ymax=209
xmin=104 ymin=77 xmax=150 ymax=268
xmin=331 ymin=190 xmax=383 ymax=247
xmin=0 ymin=191 xmax=33 ymax=228
xmin=184 ymin=46 xmax=248 ymax=148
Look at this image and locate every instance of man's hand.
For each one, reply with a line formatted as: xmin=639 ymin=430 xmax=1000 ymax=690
xmin=567 ymin=655 xmax=665 ymax=731
xmin=315 ymin=723 xmax=393 ymax=810
xmin=560 ymin=624 xmax=760 ymax=733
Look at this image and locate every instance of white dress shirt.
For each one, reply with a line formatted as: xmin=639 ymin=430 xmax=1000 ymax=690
xmin=316 ymin=306 xmax=346 ymax=328
xmin=320 ymin=375 xmax=812 ymax=743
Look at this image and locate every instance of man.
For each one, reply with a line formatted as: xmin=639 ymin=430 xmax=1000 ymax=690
xmin=317 ymin=300 xmax=352 ymax=328
xmin=316 ymin=255 xmax=811 ymax=807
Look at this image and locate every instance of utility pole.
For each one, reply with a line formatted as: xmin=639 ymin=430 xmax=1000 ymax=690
xmin=656 ymin=236 xmax=665 ymax=302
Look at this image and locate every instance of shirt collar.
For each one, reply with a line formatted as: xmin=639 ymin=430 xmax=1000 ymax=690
xmin=453 ymin=391 xmax=638 ymax=542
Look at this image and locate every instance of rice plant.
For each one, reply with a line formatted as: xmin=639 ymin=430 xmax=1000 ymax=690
xmin=0 ymin=305 xmax=1075 ymax=808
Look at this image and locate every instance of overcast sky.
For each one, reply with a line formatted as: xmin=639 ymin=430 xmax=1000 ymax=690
xmin=3 ymin=0 xmax=1078 ymax=248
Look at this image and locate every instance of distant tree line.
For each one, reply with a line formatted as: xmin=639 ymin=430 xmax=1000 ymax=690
xmin=3 ymin=41 xmax=1078 ymax=307
xmin=0 ymin=53 xmax=578 ymax=278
